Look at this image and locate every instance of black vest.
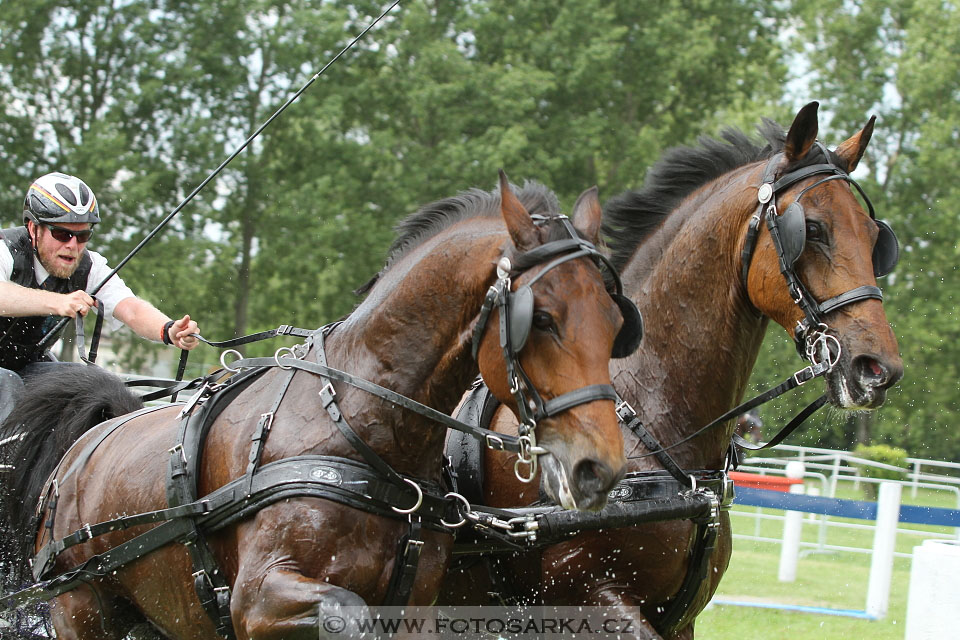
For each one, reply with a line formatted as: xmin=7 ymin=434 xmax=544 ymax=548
xmin=0 ymin=226 xmax=92 ymax=371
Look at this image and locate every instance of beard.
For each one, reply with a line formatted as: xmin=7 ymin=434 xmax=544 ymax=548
xmin=38 ymin=248 xmax=82 ymax=279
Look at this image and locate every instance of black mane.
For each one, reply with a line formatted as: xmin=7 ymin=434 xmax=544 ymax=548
xmin=602 ymin=118 xmax=840 ymax=271
xmin=356 ymin=180 xmax=562 ymax=295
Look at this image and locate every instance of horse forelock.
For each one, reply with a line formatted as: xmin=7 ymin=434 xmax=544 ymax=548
xmin=356 ymin=181 xmax=561 ymax=295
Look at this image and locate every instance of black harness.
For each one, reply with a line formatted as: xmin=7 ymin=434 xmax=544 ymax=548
xmin=6 ymin=215 xmax=639 ymax=635
xmin=445 ymin=148 xmax=900 ymax=636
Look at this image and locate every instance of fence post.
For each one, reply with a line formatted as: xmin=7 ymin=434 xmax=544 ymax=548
xmin=865 ymin=481 xmax=901 ymax=619
xmin=778 ymin=461 xmax=805 ymax=582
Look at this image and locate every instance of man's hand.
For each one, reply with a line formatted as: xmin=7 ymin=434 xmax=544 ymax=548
xmin=52 ymin=290 xmax=95 ymax=318
xmin=166 ymin=314 xmax=200 ymax=350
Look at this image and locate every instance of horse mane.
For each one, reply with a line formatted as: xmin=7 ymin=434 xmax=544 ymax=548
xmin=355 ymin=180 xmax=562 ymax=295
xmin=602 ymin=117 xmax=841 ymax=271
xmin=0 ymin=365 xmax=143 ymax=586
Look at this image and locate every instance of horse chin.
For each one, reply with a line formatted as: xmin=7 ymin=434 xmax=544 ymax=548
xmin=539 ymin=453 xmax=579 ymax=510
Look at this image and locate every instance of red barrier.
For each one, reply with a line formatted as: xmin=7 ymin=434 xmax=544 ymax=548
xmin=729 ymin=471 xmax=803 ymax=492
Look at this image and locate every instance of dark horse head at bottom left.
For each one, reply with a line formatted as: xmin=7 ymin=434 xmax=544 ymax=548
xmin=0 ymin=172 xmax=628 ymax=640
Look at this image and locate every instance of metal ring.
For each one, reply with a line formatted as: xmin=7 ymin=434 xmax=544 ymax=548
xmin=220 ymin=349 xmax=243 ymax=373
xmin=514 ymin=456 xmax=538 ymax=483
xmin=391 ymin=478 xmax=423 ymax=515
xmin=440 ymin=492 xmax=471 ymax=529
xmin=274 ymin=346 xmax=298 ymax=369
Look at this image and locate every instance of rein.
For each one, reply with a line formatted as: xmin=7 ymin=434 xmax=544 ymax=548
xmin=32 ymin=0 xmax=402 ymax=355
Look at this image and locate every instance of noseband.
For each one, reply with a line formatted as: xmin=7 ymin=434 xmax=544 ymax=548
xmin=740 ymin=145 xmax=899 ymax=364
xmin=470 ymin=215 xmax=642 ymax=482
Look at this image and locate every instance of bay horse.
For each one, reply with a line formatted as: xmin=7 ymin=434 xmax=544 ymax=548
xmin=0 ymin=173 xmax=630 ymax=640
xmin=440 ymin=103 xmax=903 ymax=639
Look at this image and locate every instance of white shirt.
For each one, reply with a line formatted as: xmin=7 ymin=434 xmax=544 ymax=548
xmin=0 ymin=242 xmax=135 ymax=331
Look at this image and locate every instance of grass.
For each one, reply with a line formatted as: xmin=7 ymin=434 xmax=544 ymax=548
xmin=695 ymin=486 xmax=957 ymax=639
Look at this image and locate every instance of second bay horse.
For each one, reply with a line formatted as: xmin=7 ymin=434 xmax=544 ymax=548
xmin=441 ymin=103 xmax=903 ymax=639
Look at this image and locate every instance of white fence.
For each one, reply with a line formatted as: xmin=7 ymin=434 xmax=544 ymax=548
xmin=717 ymin=446 xmax=960 ymax=624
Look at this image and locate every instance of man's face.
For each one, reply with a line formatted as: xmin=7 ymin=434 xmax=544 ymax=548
xmin=29 ymin=221 xmax=93 ymax=279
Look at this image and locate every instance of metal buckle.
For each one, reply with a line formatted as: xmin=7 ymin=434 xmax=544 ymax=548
xmin=168 ymin=443 xmax=187 ymax=465
xmin=81 ymin=523 xmax=93 ymax=541
xmin=484 ymin=434 xmax=504 ymax=451
xmin=793 ymin=365 xmax=815 ymax=386
xmin=319 ymin=382 xmax=336 ymax=406
xmin=615 ymin=399 xmax=636 ymax=422
xmin=720 ymin=474 xmax=736 ymax=509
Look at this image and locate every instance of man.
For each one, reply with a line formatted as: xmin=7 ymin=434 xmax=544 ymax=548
xmin=0 ymin=172 xmax=201 ymax=421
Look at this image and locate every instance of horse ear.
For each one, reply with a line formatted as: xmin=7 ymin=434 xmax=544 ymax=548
xmin=570 ymin=186 xmax=602 ymax=244
xmin=784 ymin=101 xmax=820 ymax=162
xmin=834 ymin=115 xmax=876 ymax=173
xmin=499 ymin=169 xmax=538 ymax=251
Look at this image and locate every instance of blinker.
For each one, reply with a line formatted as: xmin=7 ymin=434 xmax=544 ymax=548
xmin=507 ymin=286 xmax=643 ymax=359
xmin=777 ymin=202 xmax=806 ymax=267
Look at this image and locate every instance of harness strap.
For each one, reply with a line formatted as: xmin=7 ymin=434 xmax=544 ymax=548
xmin=382 ymin=518 xmax=424 ymax=606
xmin=617 ymin=402 xmax=692 ymax=487
xmin=17 ymin=455 xmax=455 ymax=613
xmin=731 ymin=393 xmax=828 ymax=453
xmin=626 ymin=360 xmax=830 ymax=463
xmin=656 ymin=504 xmax=721 ymax=636
xmin=231 ymin=354 xmax=528 ymax=455
xmin=816 ymin=285 xmax=883 ymax=316
xmin=74 ymin=299 xmax=104 ymax=365
xmin=314 ymin=328 xmax=408 ymax=489
xmin=540 ymin=384 xmax=617 ymax=417
xmin=244 ymin=366 xmax=297 ymax=495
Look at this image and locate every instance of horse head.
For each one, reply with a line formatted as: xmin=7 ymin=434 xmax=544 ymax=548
xmin=745 ymin=101 xmax=903 ymax=410
xmin=473 ymin=172 xmax=627 ymax=511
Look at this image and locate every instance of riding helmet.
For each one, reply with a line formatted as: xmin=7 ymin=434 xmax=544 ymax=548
xmin=23 ymin=172 xmax=100 ymax=225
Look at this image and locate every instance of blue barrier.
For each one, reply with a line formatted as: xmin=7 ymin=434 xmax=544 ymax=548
xmin=733 ymin=486 xmax=960 ymax=527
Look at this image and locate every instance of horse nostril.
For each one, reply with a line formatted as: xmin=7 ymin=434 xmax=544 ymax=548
xmin=573 ymin=458 xmax=612 ymax=497
xmin=853 ymin=355 xmax=900 ymax=389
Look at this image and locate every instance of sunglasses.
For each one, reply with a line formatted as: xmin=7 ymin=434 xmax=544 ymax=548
xmin=44 ymin=223 xmax=93 ymax=244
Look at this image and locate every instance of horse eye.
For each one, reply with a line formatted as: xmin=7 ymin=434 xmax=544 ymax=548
xmin=805 ymin=221 xmax=824 ymax=242
xmin=532 ymin=310 xmax=556 ymax=332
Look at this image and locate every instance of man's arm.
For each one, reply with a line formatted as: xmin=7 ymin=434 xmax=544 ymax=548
xmin=112 ymin=297 xmax=200 ymax=350
xmin=0 ymin=281 xmax=94 ymax=318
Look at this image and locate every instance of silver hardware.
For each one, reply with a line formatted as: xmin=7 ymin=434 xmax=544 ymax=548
xmin=220 ymin=349 xmax=243 ymax=373
xmin=177 ymin=383 xmax=210 ymax=419
xmin=757 ymin=183 xmax=773 ymax=204
xmin=441 ymin=492 xmax=471 ymax=529
xmin=274 ymin=346 xmax=299 ymax=369
xmin=391 ymin=478 xmax=423 ymax=515
xmin=168 ymin=443 xmax=187 ymax=465
xmin=496 ymin=256 xmax=512 ymax=278
xmin=484 ymin=434 xmax=504 ymax=450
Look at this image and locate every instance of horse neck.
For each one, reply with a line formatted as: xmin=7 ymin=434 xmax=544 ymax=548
xmin=318 ymin=225 xmax=502 ymax=477
xmin=614 ymin=169 xmax=770 ymax=470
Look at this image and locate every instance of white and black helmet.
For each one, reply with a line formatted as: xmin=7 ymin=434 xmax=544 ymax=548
xmin=23 ymin=172 xmax=100 ymax=225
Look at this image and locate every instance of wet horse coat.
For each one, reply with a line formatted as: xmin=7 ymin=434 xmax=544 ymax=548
xmin=441 ymin=103 xmax=903 ymax=639
xmin=1 ymin=175 xmax=628 ymax=640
